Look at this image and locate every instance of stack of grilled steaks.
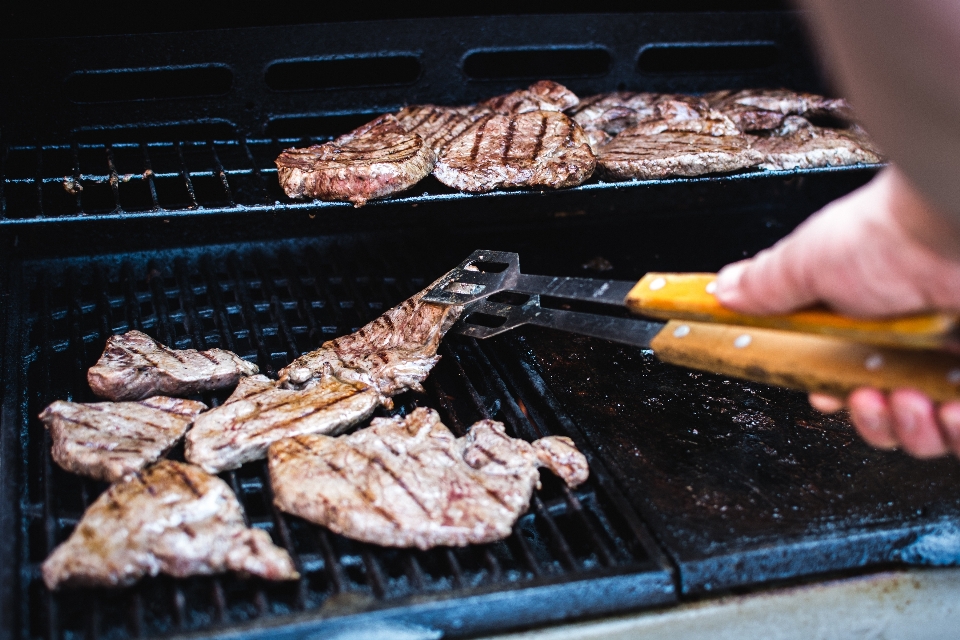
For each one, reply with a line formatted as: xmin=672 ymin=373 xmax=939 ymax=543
xmin=39 ymin=279 xmax=589 ymax=590
xmin=276 ymin=83 xmax=882 ymax=205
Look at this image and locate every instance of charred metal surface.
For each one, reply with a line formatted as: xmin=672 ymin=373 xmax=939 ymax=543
xmin=516 ymin=328 xmax=960 ymax=594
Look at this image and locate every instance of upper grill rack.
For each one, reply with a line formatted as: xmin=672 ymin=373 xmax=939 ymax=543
xmin=0 ymin=137 xmax=882 ymax=225
xmin=9 ymin=236 xmax=674 ymax=640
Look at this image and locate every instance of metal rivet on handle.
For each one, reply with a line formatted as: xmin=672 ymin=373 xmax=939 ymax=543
xmin=865 ymin=354 xmax=884 ymax=371
xmin=649 ymin=277 xmax=666 ymax=291
xmin=673 ymin=324 xmax=690 ymax=338
xmin=705 ymin=281 xmax=718 ymax=295
xmin=948 ymin=369 xmax=960 ymax=384
xmin=734 ymin=334 xmax=752 ymax=348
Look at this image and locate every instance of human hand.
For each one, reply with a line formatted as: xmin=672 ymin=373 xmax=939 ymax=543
xmin=714 ymin=167 xmax=960 ymax=458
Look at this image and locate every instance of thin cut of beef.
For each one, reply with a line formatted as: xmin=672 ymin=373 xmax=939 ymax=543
xmin=269 ymin=407 xmax=589 ymax=549
xmin=626 ymin=95 xmax=740 ymax=137
xmin=705 ymin=89 xmax=854 ymax=132
xmin=599 ymin=128 xmax=763 ymax=180
xmin=40 ymin=396 xmax=206 ymax=483
xmin=749 ymin=116 xmax=883 ymax=170
xmin=394 ymin=104 xmax=493 ymax=155
xmin=275 ymin=114 xmax=436 ymax=206
xmin=277 ymin=281 xmax=463 ymax=402
xmin=569 ymin=92 xmax=659 ymax=135
xmin=42 ymin=460 xmax=298 ymax=589
xmin=480 ymin=80 xmax=580 ymax=115
xmin=434 ymin=111 xmax=596 ymax=192
xmin=185 ymin=371 xmax=379 ymax=474
xmin=87 ymin=330 xmax=258 ymax=401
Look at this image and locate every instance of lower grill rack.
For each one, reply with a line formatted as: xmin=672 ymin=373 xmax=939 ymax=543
xmin=7 ymin=237 xmax=674 ymax=640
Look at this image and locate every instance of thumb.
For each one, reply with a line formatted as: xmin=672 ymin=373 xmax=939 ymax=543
xmin=714 ymin=238 xmax=821 ymax=314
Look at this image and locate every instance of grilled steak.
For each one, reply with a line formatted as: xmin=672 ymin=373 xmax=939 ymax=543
xmin=276 ymin=114 xmax=436 ymax=206
xmin=627 ymin=95 xmax=740 ymax=137
xmin=480 ymin=80 xmax=580 ymax=115
xmin=40 ymin=396 xmax=206 ymax=483
xmin=87 ymin=330 xmax=258 ymax=401
xmin=42 ymin=460 xmax=298 ymax=589
xmin=269 ymin=407 xmax=589 ymax=549
xmin=185 ymin=371 xmax=379 ymax=474
xmin=706 ymin=89 xmax=855 ymax=132
xmin=278 ymin=282 xmax=463 ymax=402
xmin=434 ymin=111 xmax=596 ymax=192
xmin=599 ymin=128 xmax=763 ymax=180
xmin=395 ymin=104 xmax=493 ymax=155
xmin=569 ymin=92 xmax=659 ymax=135
xmin=749 ymin=116 xmax=883 ymax=170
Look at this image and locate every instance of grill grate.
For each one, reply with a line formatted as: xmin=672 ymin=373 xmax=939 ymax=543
xmin=0 ymin=136 xmax=883 ymax=225
xmin=11 ymin=236 xmax=674 ymax=640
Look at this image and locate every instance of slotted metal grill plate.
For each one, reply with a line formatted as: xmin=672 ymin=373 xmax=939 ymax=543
xmin=4 ymin=235 xmax=673 ymax=640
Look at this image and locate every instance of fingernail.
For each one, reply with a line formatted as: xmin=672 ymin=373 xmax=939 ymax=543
xmin=899 ymin=405 xmax=918 ymax=433
xmin=715 ymin=263 xmax=746 ymax=301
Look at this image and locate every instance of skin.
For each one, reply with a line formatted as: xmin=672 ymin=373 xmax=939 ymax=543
xmin=715 ymin=167 xmax=960 ymax=459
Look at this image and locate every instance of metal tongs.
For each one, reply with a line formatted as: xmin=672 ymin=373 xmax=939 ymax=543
xmin=424 ymin=250 xmax=960 ymax=402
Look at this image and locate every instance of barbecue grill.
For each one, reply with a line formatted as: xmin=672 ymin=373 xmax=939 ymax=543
xmin=3 ymin=6 xmax=960 ymax=640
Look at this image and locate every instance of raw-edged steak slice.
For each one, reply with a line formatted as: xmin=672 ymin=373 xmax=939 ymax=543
xmin=599 ymin=128 xmax=763 ymax=180
xmin=434 ymin=111 xmax=596 ymax=192
xmin=394 ymin=104 xmax=493 ymax=155
xmin=627 ymin=95 xmax=740 ymax=137
xmin=750 ymin=116 xmax=883 ymax=170
xmin=185 ymin=372 xmax=379 ymax=474
xmin=87 ymin=330 xmax=258 ymax=401
xmin=480 ymin=80 xmax=580 ymax=115
xmin=276 ymin=114 xmax=436 ymax=206
xmin=269 ymin=407 xmax=589 ymax=549
xmin=42 ymin=460 xmax=298 ymax=589
xmin=40 ymin=396 xmax=206 ymax=483
xmin=569 ymin=92 xmax=659 ymax=135
xmin=277 ymin=280 xmax=463 ymax=402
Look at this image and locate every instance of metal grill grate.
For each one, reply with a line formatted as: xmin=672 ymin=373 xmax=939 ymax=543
xmin=11 ymin=236 xmax=674 ymax=640
xmin=0 ymin=136 xmax=883 ymax=225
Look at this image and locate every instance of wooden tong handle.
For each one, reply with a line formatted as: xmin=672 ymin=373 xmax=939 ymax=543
xmin=651 ymin=320 xmax=960 ymax=402
xmin=628 ymin=273 xmax=960 ymax=351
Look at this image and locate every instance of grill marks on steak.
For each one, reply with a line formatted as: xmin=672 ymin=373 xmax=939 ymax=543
xmin=269 ymin=408 xmax=589 ymax=549
xmin=87 ymin=330 xmax=258 ymax=401
xmin=185 ymin=372 xmax=379 ymax=474
xmin=749 ymin=116 xmax=883 ymax=170
xmin=278 ymin=282 xmax=463 ymax=401
xmin=395 ymin=104 xmax=493 ymax=155
xmin=481 ymin=80 xmax=580 ymax=115
xmin=276 ymin=114 xmax=436 ymax=206
xmin=42 ymin=460 xmax=298 ymax=589
xmin=599 ymin=129 xmax=763 ymax=180
xmin=627 ymin=95 xmax=740 ymax=137
xmin=434 ymin=111 xmax=596 ymax=192
xmin=40 ymin=396 xmax=206 ymax=483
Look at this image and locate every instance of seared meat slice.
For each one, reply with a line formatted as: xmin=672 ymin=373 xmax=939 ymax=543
xmin=627 ymin=95 xmax=740 ymax=137
xmin=599 ymin=128 xmax=763 ymax=180
xmin=276 ymin=114 xmax=436 ymax=206
xmin=434 ymin=111 xmax=596 ymax=192
xmin=569 ymin=92 xmax=659 ymax=135
xmin=481 ymin=80 xmax=580 ymax=115
xmin=185 ymin=372 xmax=379 ymax=474
xmin=394 ymin=104 xmax=493 ymax=155
xmin=40 ymin=396 xmax=206 ymax=483
xmin=705 ymin=89 xmax=854 ymax=132
xmin=278 ymin=281 xmax=463 ymax=401
xmin=87 ymin=330 xmax=258 ymax=401
xmin=269 ymin=407 xmax=589 ymax=549
xmin=750 ymin=116 xmax=883 ymax=170
xmin=42 ymin=460 xmax=298 ymax=589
